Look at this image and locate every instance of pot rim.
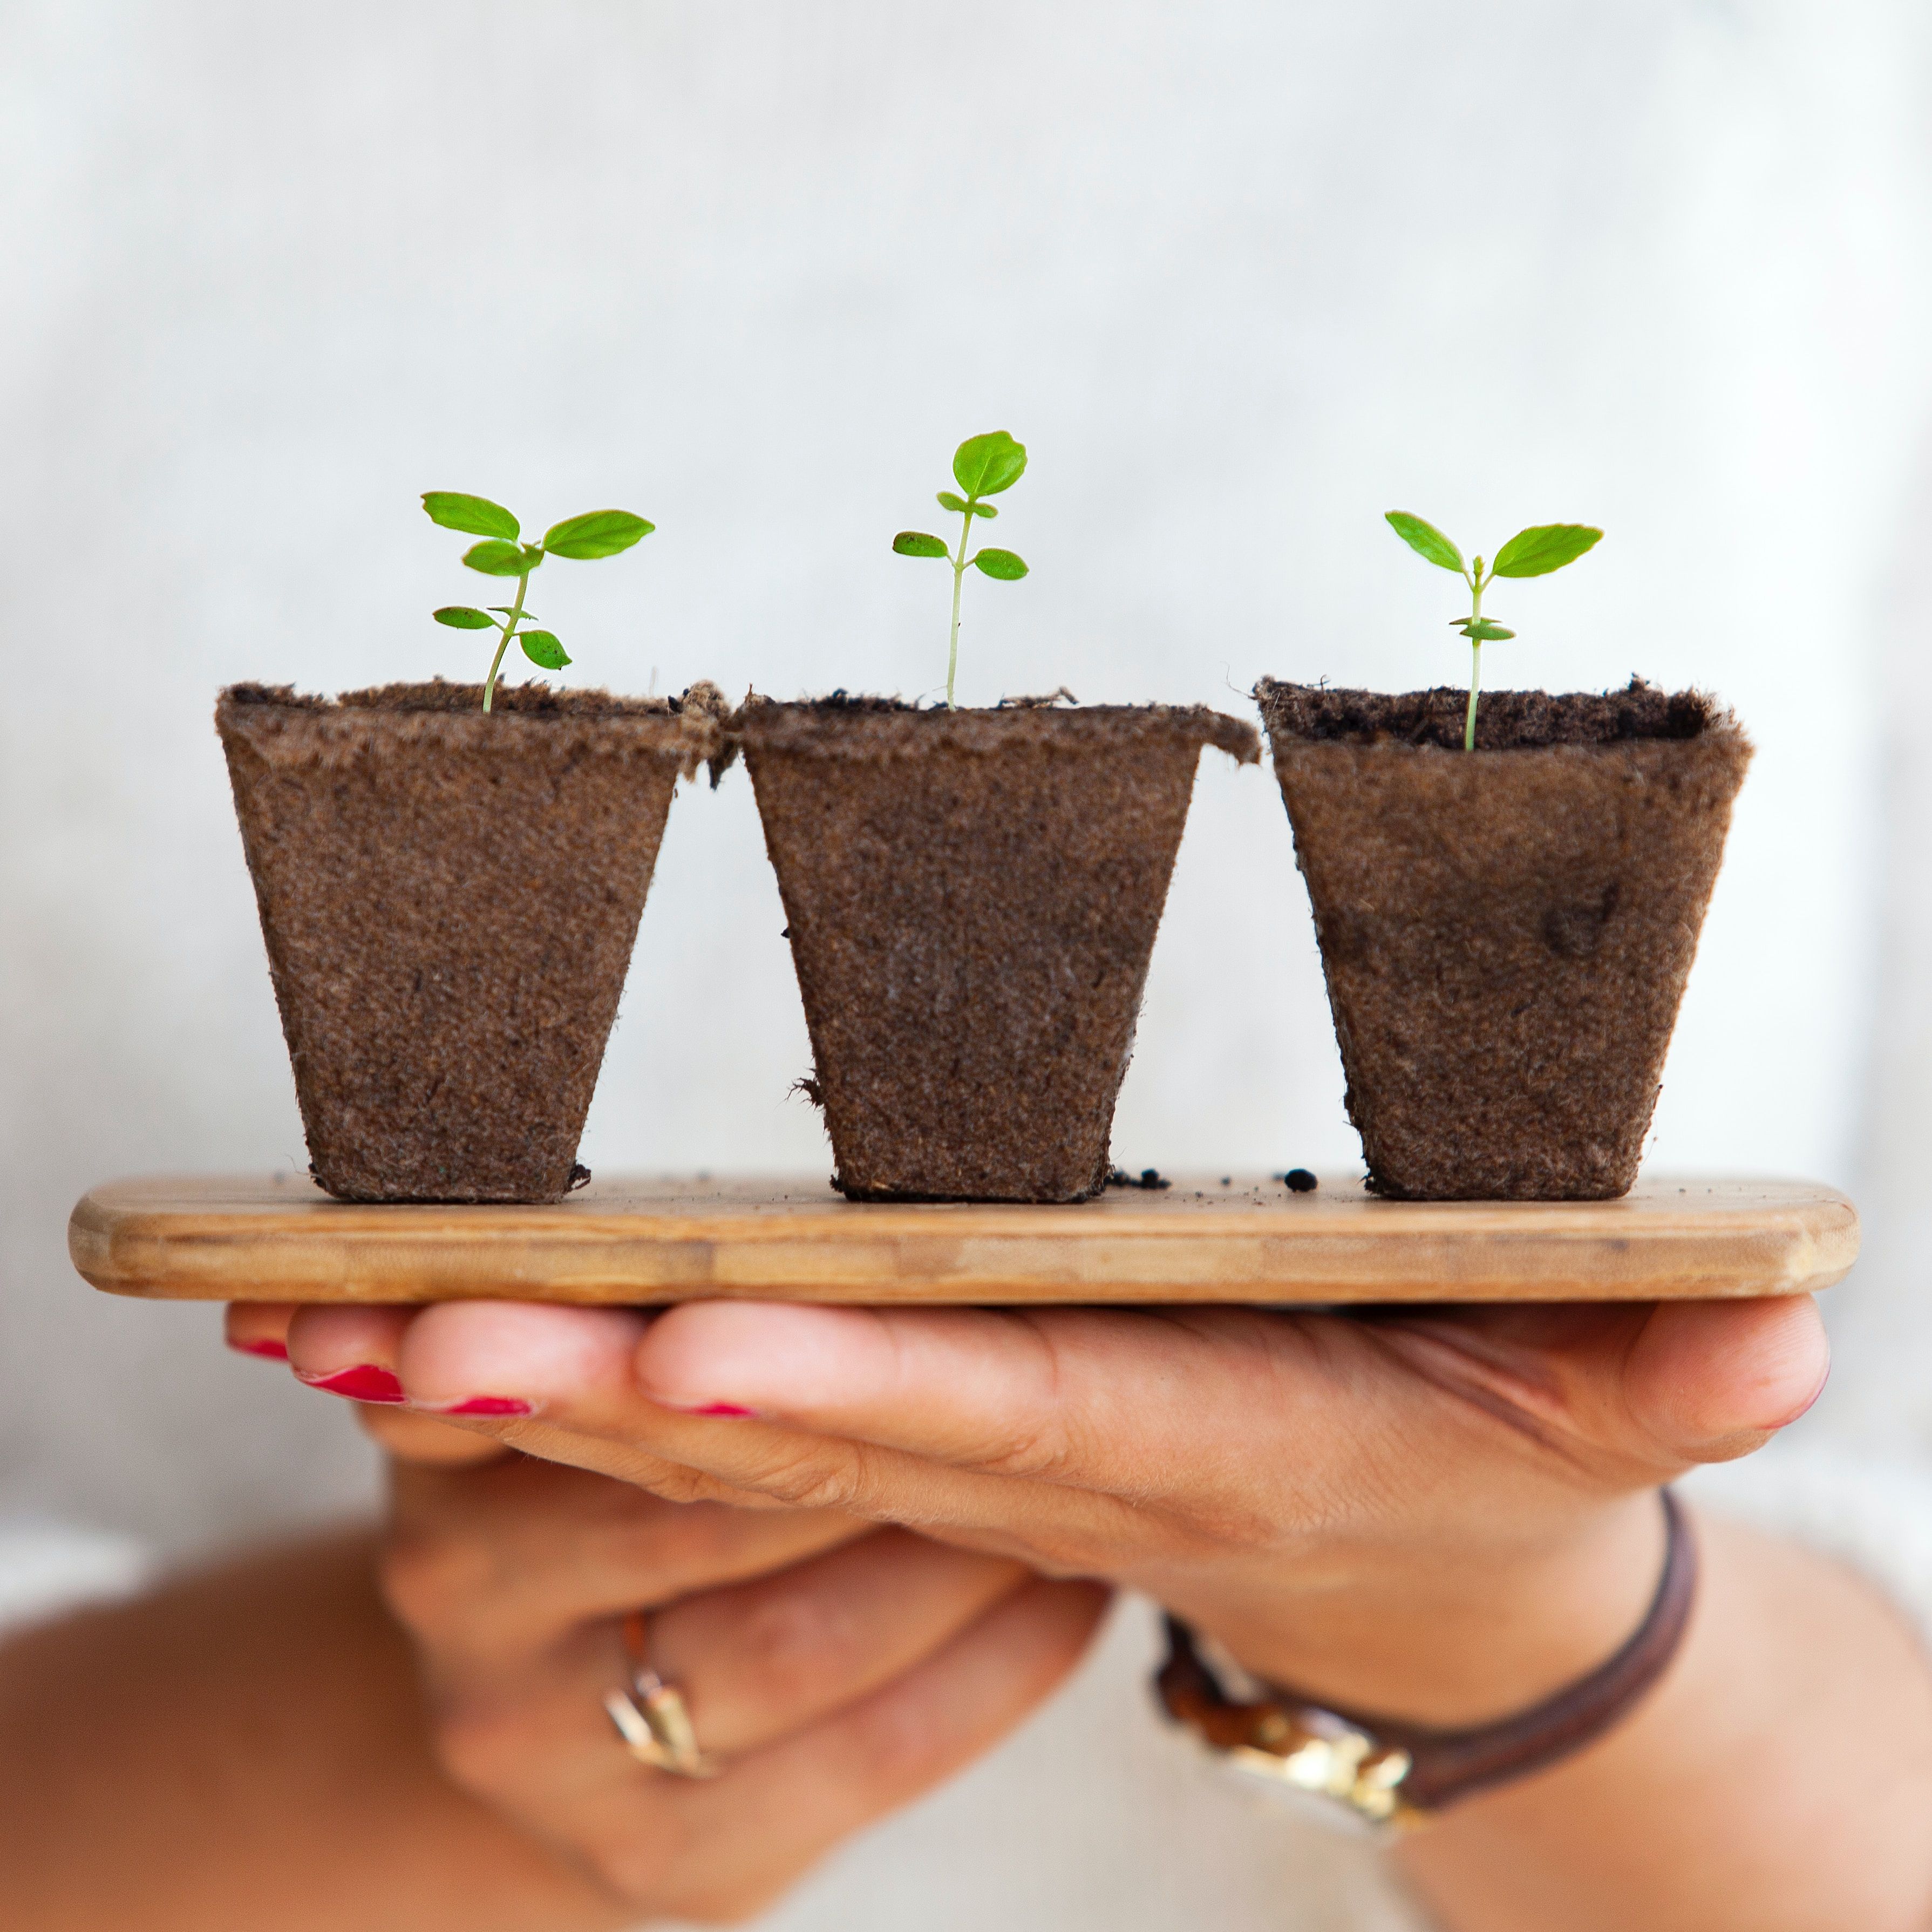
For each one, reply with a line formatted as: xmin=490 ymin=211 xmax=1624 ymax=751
xmin=217 ymin=679 xmax=727 ymax=777
xmin=731 ymin=691 xmax=1260 ymax=763
xmin=222 ymin=677 xmax=718 ymax=722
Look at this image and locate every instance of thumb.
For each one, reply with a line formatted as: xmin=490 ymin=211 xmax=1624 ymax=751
xmin=1623 ymin=1296 xmax=1830 ymax=1464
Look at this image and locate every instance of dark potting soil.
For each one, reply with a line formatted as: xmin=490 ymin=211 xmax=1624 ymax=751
xmin=1266 ymin=679 xmax=1718 ymax=750
xmin=1255 ymin=678 xmax=1751 ymax=1200
xmin=736 ymin=697 xmax=1260 ymax=1203
xmin=218 ymin=680 xmax=724 ymax=1203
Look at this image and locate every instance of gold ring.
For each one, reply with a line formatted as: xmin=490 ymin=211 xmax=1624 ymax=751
xmin=603 ymin=1608 xmax=721 ymax=1779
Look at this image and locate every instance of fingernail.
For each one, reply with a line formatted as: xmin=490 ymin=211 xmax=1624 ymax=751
xmin=426 ymin=1396 xmax=534 ymax=1418
xmin=295 ymin=1364 xmax=407 ymax=1405
xmin=228 ymin=1337 xmax=289 ymax=1362
xmin=676 ymin=1401 xmax=760 ymax=1419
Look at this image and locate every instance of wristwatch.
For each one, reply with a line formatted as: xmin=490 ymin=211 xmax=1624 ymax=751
xmin=1154 ymin=1488 xmax=1697 ymax=1830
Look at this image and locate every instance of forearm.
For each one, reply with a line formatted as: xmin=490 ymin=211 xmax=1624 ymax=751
xmin=1397 ymin=1512 xmax=1932 ymax=1932
xmin=0 ymin=1530 xmax=628 ymax=1932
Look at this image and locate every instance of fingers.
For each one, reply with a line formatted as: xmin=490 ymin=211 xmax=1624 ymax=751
xmin=230 ymin=1302 xmax=500 ymax=1465
xmin=647 ymin=1528 xmax=1031 ymax=1756
xmin=631 ymin=1301 xmax=1402 ymax=1523
xmin=404 ymin=1485 xmax=1103 ymax=1915
xmin=358 ymin=1406 xmax=513 ymax=1468
xmin=285 ymin=1305 xmax=415 ymax=1402
xmin=438 ymin=1527 xmax=1038 ymax=1783
xmin=377 ymin=1301 xmax=1151 ymax=1566
xmin=383 ymin=1455 xmax=866 ymax=1666
xmin=290 ymin=1297 xmax=1361 ymax=1546
xmin=286 ymin=1303 xmax=785 ymax=1504
xmin=266 ymin=1305 xmax=506 ymax=1466
xmin=224 ymin=1301 xmax=295 ymax=1361
xmin=281 ymin=1291 xmax=1829 ymax=1575
xmin=632 ymin=1576 xmax=1108 ymax=1923
xmin=450 ymin=1573 xmax=1107 ymax=1924
xmin=403 ymin=1295 xmax=1334 ymax=1509
xmin=635 ymin=1301 xmax=1159 ymax=1475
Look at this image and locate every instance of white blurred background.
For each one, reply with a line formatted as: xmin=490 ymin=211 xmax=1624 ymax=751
xmin=1 ymin=2 xmax=1930 ymax=1917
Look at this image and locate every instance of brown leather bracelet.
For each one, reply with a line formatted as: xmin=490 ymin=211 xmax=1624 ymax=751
xmin=1155 ymin=1489 xmax=1698 ymax=1826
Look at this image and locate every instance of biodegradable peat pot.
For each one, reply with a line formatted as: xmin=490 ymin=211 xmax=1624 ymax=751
xmin=217 ymin=680 xmax=723 ymax=1203
xmin=1255 ymin=678 xmax=1751 ymax=1201
xmin=735 ymin=697 xmax=1260 ymax=1202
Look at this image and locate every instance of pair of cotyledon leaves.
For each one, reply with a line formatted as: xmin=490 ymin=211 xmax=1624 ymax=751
xmin=425 ymin=491 xmax=654 ymax=672
xmin=892 ymin=431 xmax=1030 ymax=579
xmin=1386 ymin=511 xmax=1602 ymax=645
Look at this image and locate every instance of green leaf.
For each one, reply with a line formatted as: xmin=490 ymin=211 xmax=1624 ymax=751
xmin=519 ymin=630 xmax=570 ymax=669
xmin=1453 ymin=618 xmax=1516 ymax=641
xmin=541 ymin=509 xmax=654 ymax=559
xmin=1491 ymin=522 xmax=1603 ymax=577
xmin=970 ymin=500 xmax=998 ymax=518
xmin=1385 ymin=512 xmax=1465 ymax=574
xmin=952 ymin=431 xmax=1028 ymax=498
xmin=432 ymin=606 xmax=494 ymax=629
xmin=971 ymin=547 xmax=1029 ymax=580
xmin=937 ymin=490 xmax=970 ymax=513
xmin=893 ymin=531 xmax=950 ymax=559
xmin=486 ymin=605 xmax=539 ymax=625
xmin=423 ymin=492 xmax=519 ymax=541
xmin=462 ymin=539 xmax=532 ymax=577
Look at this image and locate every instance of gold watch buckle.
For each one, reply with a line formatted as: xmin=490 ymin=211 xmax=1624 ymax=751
xmin=1224 ymin=1704 xmax=1419 ymax=1826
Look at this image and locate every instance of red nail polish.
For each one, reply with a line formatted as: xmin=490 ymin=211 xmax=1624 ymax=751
xmin=296 ymin=1364 xmax=407 ymax=1404
xmin=436 ymin=1396 xmax=533 ymax=1417
xmin=691 ymin=1403 xmax=758 ymax=1418
xmin=228 ymin=1337 xmax=289 ymax=1362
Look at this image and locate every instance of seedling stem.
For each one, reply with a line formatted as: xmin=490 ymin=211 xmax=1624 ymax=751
xmin=484 ymin=570 xmax=532 ymax=715
xmin=948 ymin=506 xmax=970 ymax=707
xmin=893 ymin=433 xmax=1031 ymax=709
xmin=1464 ymin=559 xmax=1486 ymax=752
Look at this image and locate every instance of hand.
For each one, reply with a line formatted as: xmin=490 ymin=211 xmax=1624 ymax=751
xmin=228 ymin=1304 xmax=1106 ymax=1924
xmin=267 ymin=1293 xmax=1826 ymax=1730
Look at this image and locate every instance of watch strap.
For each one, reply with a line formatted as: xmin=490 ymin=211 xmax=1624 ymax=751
xmin=1156 ymin=1488 xmax=1697 ymax=1821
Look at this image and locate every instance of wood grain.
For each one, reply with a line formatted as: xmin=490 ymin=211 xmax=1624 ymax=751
xmin=67 ymin=1173 xmax=1859 ymax=1307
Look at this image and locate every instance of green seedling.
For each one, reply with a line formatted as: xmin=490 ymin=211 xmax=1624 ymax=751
xmin=424 ymin=492 xmax=655 ymax=712
xmin=1385 ymin=512 xmax=1603 ymax=750
xmin=893 ymin=431 xmax=1030 ymax=709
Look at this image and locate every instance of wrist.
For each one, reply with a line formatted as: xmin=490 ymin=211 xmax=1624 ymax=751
xmin=1183 ymin=1489 xmax=1669 ymax=1729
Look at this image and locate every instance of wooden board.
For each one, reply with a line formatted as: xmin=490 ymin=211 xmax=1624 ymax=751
xmin=67 ymin=1173 xmax=1859 ymax=1307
